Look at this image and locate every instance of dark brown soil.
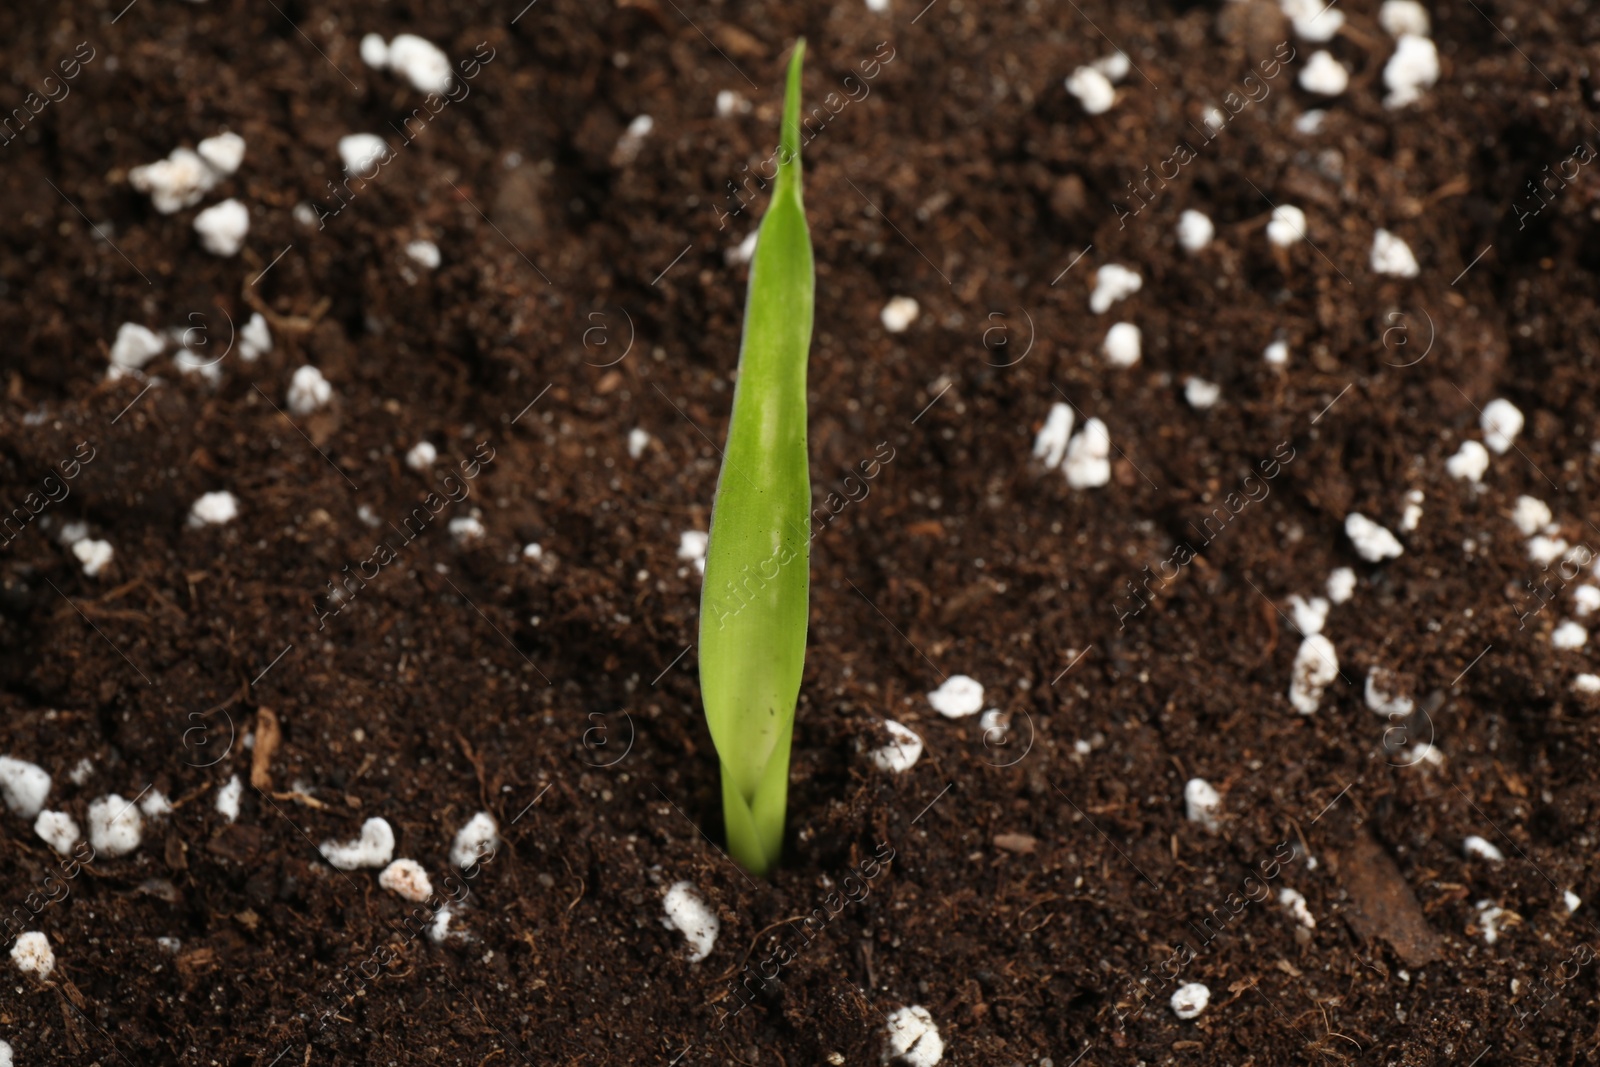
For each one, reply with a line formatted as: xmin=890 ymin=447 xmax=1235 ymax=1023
xmin=3 ymin=1 xmax=1600 ymax=1064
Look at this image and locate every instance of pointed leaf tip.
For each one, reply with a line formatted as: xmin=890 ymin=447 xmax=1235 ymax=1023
xmin=777 ymin=39 xmax=806 ymax=200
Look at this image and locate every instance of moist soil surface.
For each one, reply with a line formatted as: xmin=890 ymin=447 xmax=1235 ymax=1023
xmin=3 ymin=1 xmax=1600 ymax=1064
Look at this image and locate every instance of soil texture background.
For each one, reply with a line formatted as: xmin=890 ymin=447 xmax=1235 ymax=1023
xmin=2 ymin=0 xmax=1600 ymax=1064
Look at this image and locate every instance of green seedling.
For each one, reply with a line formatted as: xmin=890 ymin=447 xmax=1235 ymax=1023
xmin=698 ymin=41 xmax=814 ymax=876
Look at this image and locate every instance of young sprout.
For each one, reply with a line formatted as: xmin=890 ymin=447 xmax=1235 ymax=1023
xmin=699 ymin=41 xmax=814 ymax=876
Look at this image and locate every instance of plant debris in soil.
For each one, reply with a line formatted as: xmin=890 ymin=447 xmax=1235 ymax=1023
xmin=2 ymin=1 xmax=1600 ymax=1065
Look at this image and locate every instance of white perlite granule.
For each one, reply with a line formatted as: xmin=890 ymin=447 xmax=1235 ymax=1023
xmin=1476 ymin=900 xmax=1515 ymax=944
xmin=1282 ymin=0 xmax=1345 ymax=40
xmin=1511 ymin=495 xmax=1552 ymax=536
xmin=10 ymin=931 xmax=54 ymax=978
xmin=129 ymin=147 xmax=217 ymax=214
xmin=1267 ymin=204 xmax=1308 ymax=247
xmin=661 ymin=881 xmax=719 ymax=962
xmin=1365 ymin=667 xmax=1413 ymax=717
xmin=319 ymin=816 xmax=395 ymax=870
xmin=677 ymin=530 xmax=708 ymax=574
xmin=1063 ymin=418 xmax=1112 ymax=488
xmin=880 ymin=296 xmax=920 ymax=333
xmin=1033 ymin=403 xmax=1074 ymax=469
xmin=189 ymin=491 xmax=239 ymax=527
xmin=1092 ymin=52 xmax=1130 ymax=82
xmin=1383 ymin=34 xmax=1440 ymax=109
xmin=193 ymin=198 xmax=249 ymax=256
xmin=405 ymin=240 xmax=441 ymax=269
xmin=1526 ymin=535 xmax=1568 ymax=567
xmin=885 ymin=1005 xmax=945 ymax=1066
xmin=1480 ymin=398 xmax=1525 ymax=455
xmin=1065 ymin=66 xmax=1115 ymax=115
xmin=34 ymin=810 xmax=81 ymax=853
xmin=215 ymin=774 xmax=242 ymax=821
xmin=928 ymin=675 xmax=984 ymax=718
xmin=1280 ymin=888 xmax=1316 ymax=928
xmin=1552 ymin=621 xmax=1588 ymax=650
xmin=360 ymin=33 xmax=390 ymax=67
xmin=1184 ymin=778 xmax=1221 ymax=832
xmin=1446 ymin=440 xmax=1489 ymax=482
xmin=1176 ymin=209 xmax=1214 ymax=252
xmin=1102 ymin=322 xmax=1141 ymax=367
xmin=338 ymin=133 xmax=390 ymax=174
xmin=386 ymin=34 xmax=454 ymax=94
xmin=1298 ymin=51 xmax=1348 ymax=96
xmin=1294 ymin=109 xmax=1327 ymax=134
xmin=1289 ymin=594 xmax=1329 ymax=635
xmin=1289 ymin=634 xmax=1339 ymax=713
xmin=287 ymin=365 xmax=332 ymax=415
xmin=1089 ymin=265 xmax=1141 ymax=314
xmin=726 ymin=230 xmax=759 ymax=265
xmin=1184 ymin=377 xmax=1221 ymax=410
xmin=450 ymin=811 xmax=500 ymax=868
xmin=240 ymin=312 xmax=272 ymax=361
xmin=1400 ymin=488 xmax=1424 ymax=533
xmin=0 ymin=756 xmax=51 ymax=818
xmin=871 ymin=720 xmax=924 ymax=773
xmin=111 ymin=322 xmax=165 ymax=370
xmin=627 ymin=428 xmax=651 ymax=459
xmin=1345 ymin=513 xmax=1404 ymax=562
xmin=1171 ymin=982 xmax=1210 ymax=1020
xmin=406 ymin=441 xmax=438 ymax=471
xmin=378 ymin=858 xmax=434 ymax=902
xmin=612 ymin=114 xmax=654 ymax=164
xmin=429 ymin=905 xmax=454 ymax=942
xmin=1371 ymin=228 xmax=1420 ymax=277
xmin=197 ymin=131 xmax=245 ymax=175
xmin=74 ymin=538 xmax=114 ymax=577
xmin=1379 ymin=0 xmax=1430 ymax=37
xmin=88 ymin=793 xmax=143 ymax=857
xmin=715 ymin=89 xmax=750 ymax=116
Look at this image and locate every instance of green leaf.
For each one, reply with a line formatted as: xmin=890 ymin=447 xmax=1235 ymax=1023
xmin=698 ymin=40 xmax=813 ymax=876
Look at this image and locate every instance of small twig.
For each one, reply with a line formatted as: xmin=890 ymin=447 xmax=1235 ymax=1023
xmin=457 ymin=732 xmax=491 ymax=812
xmin=715 ymin=915 xmax=812 ymax=982
xmin=1017 ymin=896 xmax=1058 ymax=933
xmin=251 ymin=707 xmax=282 ymax=790
xmin=269 ymin=790 xmax=327 ymax=810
